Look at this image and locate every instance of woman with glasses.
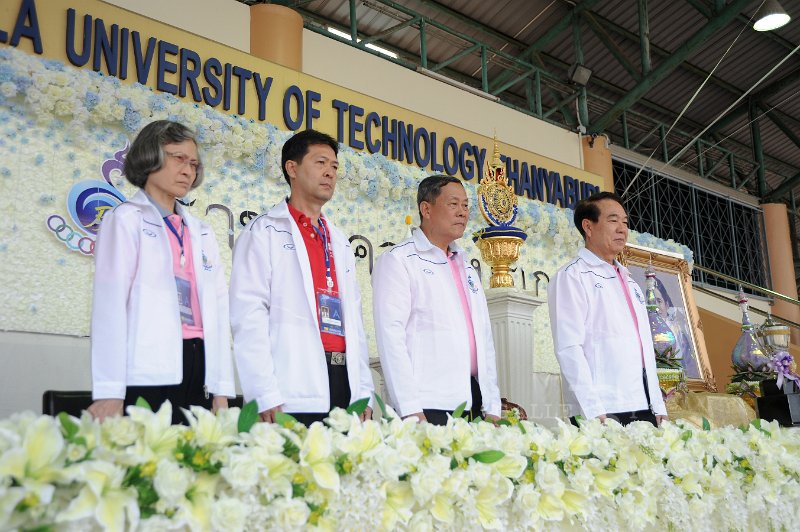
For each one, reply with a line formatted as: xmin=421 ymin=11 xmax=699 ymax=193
xmin=88 ymin=120 xmax=235 ymax=424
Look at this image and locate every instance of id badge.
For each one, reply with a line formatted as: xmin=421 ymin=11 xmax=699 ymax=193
xmin=175 ymin=276 xmax=195 ymax=326
xmin=317 ymin=290 xmax=344 ymax=336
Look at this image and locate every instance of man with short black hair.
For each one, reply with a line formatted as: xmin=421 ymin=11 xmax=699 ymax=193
xmin=548 ymin=192 xmax=667 ymax=426
xmin=230 ymin=129 xmax=373 ymax=425
xmin=372 ymin=174 xmax=501 ymax=425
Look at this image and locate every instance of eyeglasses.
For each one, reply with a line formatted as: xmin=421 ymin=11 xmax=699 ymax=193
xmin=165 ymin=151 xmax=202 ymax=173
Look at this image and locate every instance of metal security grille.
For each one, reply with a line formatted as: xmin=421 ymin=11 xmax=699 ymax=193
xmin=613 ymin=159 xmax=770 ymax=294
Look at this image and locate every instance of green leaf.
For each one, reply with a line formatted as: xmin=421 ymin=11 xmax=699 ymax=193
xmin=681 ymin=430 xmax=692 ymax=442
xmin=518 ymin=423 xmax=527 ymax=435
xmin=346 ymin=397 xmax=370 ymax=416
xmin=135 ymin=396 xmax=152 ymax=411
xmin=58 ymin=412 xmax=79 ymax=439
xmin=749 ymin=418 xmax=771 ymax=437
xmin=574 ymin=415 xmax=585 ymax=427
xmin=292 ymin=482 xmax=306 ymax=497
xmin=496 ymin=419 xmax=512 ymax=426
xmin=702 ymin=417 xmax=711 ymax=431
xmin=275 ymin=412 xmax=298 ymax=428
xmin=452 ymin=401 xmax=467 ymax=420
xmin=373 ymin=393 xmax=393 ymax=420
xmin=237 ymin=400 xmax=259 ymax=433
xmin=471 ymin=450 xmax=505 ymax=464
xmin=450 ymin=457 xmax=459 ymax=470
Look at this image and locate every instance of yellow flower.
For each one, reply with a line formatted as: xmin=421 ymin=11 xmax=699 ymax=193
xmin=140 ymin=461 xmax=156 ymax=478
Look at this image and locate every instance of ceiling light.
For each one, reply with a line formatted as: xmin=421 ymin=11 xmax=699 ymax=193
xmin=326 ymin=27 xmax=398 ymax=59
xmin=753 ymin=0 xmax=791 ymax=31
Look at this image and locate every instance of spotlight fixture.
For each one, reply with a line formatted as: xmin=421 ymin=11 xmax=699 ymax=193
xmin=567 ymin=63 xmax=592 ymax=87
xmin=753 ymin=0 xmax=791 ymax=31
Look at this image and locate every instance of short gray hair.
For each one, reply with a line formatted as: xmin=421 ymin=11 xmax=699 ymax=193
xmin=417 ymin=174 xmax=463 ymax=217
xmin=124 ymin=120 xmax=204 ymax=189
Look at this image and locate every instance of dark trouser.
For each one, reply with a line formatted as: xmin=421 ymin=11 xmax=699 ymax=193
xmin=290 ymin=358 xmax=351 ymax=427
xmin=124 ymin=338 xmax=211 ymax=425
xmin=423 ymin=376 xmax=484 ymax=426
xmin=570 ymin=368 xmax=658 ymax=427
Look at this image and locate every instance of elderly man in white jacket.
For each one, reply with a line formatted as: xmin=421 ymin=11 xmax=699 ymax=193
xmin=548 ymin=191 xmax=667 ymax=426
xmin=230 ymin=129 xmax=373 ymax=426
xmin=372 ymin=175 xmax=501 ymax=425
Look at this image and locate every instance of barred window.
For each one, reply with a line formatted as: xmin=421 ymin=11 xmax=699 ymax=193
xmin=613 ymin=159 xmax=770 ymax=293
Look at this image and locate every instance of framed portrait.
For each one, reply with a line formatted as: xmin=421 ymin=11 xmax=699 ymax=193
xmin=621 ymin=243 xmax=717 ymax=392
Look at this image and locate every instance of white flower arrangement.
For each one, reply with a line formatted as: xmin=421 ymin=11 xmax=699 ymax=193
xmin=1 ymin=402 xmax=800 ymax=531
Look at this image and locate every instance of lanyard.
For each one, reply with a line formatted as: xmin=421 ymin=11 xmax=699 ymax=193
xmin=312 ymin=218 xmax=334 ymax=289
xmin=164 ymin=216 xmax=186 ymax=269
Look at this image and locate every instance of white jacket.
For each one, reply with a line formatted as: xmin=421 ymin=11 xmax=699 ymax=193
xmin=372 ymin=229 xmax=501 ymax=418
xmin=548 ymin=247 xmax=667 ymax=419
xmin=91 ymin=190 xmax=235 ymax=399
xmin=229 ymin=200 xmax=373 ymax=414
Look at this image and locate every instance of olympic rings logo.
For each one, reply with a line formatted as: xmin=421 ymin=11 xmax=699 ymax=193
xmin=47 ymin=215 xmax=95 ymax=256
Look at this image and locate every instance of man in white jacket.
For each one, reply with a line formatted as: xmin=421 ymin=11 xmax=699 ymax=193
xmin=372 ymin=175 xmax=501 ymax=425
xmin=548 ymin=192 xmax=667 ymax=426
xmin=230 ymin=130 xmax=373 ymax=425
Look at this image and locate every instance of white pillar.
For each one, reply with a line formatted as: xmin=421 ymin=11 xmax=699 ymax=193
xmin=486 ymin=288 xmax=563 ymax=424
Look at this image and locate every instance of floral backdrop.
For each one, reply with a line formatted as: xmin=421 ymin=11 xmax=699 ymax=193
xmin=0 ymin=47 xmax=693 ymax=374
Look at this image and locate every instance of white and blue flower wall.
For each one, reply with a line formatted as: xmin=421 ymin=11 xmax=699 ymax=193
xmin=0 ymin=46 xmax=693 ymax=403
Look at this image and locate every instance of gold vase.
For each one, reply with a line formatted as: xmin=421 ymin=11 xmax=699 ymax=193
xmin=656 ymin=368 xmax=683 ymax=395
xmin=476 ymin=235 xmax=524 ymax=288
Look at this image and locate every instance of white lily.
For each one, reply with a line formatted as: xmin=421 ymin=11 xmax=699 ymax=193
xmin=126 ymin=402 xmax=183 ymax=461
xmin=299 ymin=423 xmax=339 ymax=491
xmin=381 ymin=480 xmax=414 ymax=530
xmin=338 ymin=418 xmax=382 ymax=458
xmin=183 ymin=405 xmax=239 ymax=448
xmin=56 ymin=460 xmax=139 ymax=532
xmin=475 ymin=474 xmax=513 ymax=529
xmin=0 ymin=416 xmax=64 ymax=483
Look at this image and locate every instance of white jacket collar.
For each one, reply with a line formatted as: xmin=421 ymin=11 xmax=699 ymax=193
xmin=128 ymin=190 xmax=161 ymax=218
xmin=578 ymin=246 xmax=628 ymax=275
xmin=130 ymin=189 xmax=193 ymax=223
xmin=412 ymin=227 xmax=465 ymax=257
xmin=269 ymin=197 xmax=331 ymax=224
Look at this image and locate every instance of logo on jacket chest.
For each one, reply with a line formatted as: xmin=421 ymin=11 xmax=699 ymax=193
xmin=202 ymin=251 xmax=212 ymax=271
xmin=467 ymin=275 xmax=479 ymax=293
xmin=632 ymin=287 xmax=644 ymax=304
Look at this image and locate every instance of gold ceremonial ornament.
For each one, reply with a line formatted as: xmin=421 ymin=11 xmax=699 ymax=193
xmin=476 ymin=236 xmax=524 ymax=288
xmin=473 ymin=136 xmax=527 ymax=288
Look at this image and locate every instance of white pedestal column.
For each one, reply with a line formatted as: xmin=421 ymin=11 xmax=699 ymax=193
xmin=486 ymin=288 xmax=551 ymax=421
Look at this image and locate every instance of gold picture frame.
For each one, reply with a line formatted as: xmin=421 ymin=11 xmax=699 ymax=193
xmin=620 ymin=243 xmax=717 ymax=392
